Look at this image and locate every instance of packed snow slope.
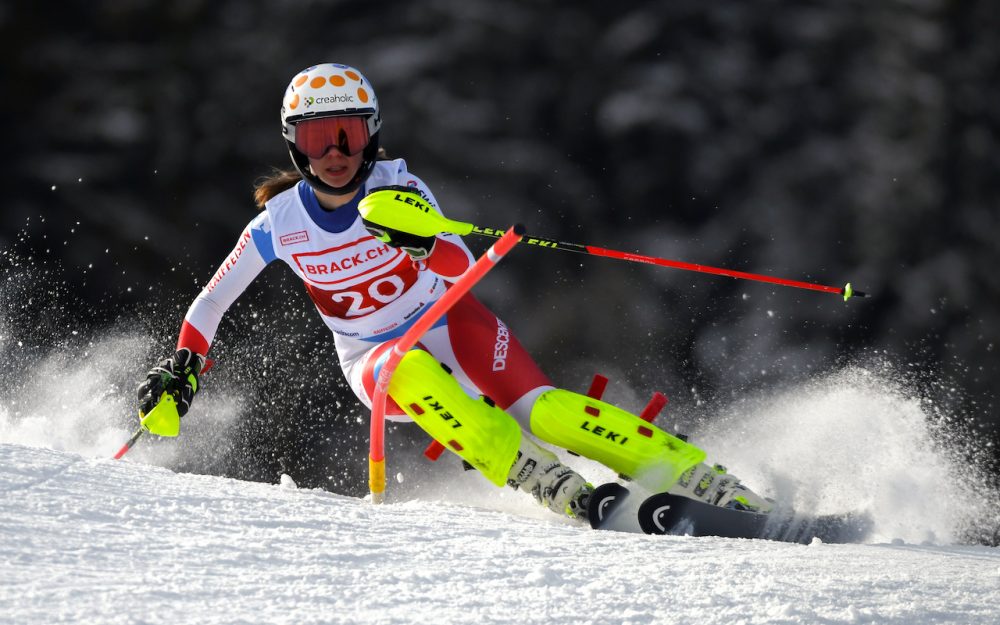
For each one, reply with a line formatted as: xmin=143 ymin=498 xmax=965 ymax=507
xmin=2 ymin=443 xmax=998 ymax=625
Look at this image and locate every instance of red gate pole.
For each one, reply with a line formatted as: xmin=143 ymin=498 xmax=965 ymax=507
xmin=368 ymin=224 xmax=525 ymax=503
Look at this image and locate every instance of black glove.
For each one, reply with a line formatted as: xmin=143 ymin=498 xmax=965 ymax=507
xmin=137 ymin=348 xmax=205 ymax=418
xmin=362 ymin=220 xmax=437 ymax=260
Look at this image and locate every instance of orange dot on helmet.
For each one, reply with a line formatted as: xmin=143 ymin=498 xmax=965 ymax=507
xmin=289 ymin=94 xmax=300 ymax=110
xmin=310 ymin=76 xmax=327 ymax=89
xmin=330 ymin=75 xmax=346 ymax=87
xmin=294 ymin=75 xmax=309 ymax=88
xmin=357 ymin=88 xmax=369 ymax=103
xmin=345 ymin=70 xmax=360 ymax=82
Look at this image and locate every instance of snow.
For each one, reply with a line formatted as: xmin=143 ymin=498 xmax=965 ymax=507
xmin=1 ymin=442 xmax=998 ymax=625
xmin=1 ymin=322 xmax=998 ymax=623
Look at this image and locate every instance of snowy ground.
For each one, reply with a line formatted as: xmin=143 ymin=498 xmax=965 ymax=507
xmin=2 ymin=442 xmax=999 ymax=625
xmin=2 ymin=321 xmax=999 ymax=623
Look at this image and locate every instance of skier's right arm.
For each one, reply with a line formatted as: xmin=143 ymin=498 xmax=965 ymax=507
xmin=137 ymin=212 xmax=275 ymax=420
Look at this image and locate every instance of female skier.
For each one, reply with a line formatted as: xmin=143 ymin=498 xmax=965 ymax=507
xmin=137 ymin=63 xmax=770 ymax=521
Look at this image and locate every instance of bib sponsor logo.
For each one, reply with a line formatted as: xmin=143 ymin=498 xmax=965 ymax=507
xmin=492 ymin=319 xmax=510 ymax=371
xmin=292 ymin=236 xmax=402 ymax=286
xmin=300 ymin=236 xmax=421 ymax=319
xmin=279 ymin=231 xmax=309 ymax=246
xmin=372 ymin=322 xmax=399 ymax=335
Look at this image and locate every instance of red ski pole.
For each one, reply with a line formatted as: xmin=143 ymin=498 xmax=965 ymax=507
xmin=468 ymin=226 xmax=866 ymax=301
xmin=113 ymin=427 xmax=145 ymax=460
xmin=357 ymin=199 xmax=866 ymax=301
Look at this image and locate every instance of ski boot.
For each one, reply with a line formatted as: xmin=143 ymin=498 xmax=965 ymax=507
xmin=670 ymin=463 xmax=774 ymax=513
xmin=528 ymin=379 xmax=773 ymax=514
xmin=507 ymin=437 xmax=593 ymax=520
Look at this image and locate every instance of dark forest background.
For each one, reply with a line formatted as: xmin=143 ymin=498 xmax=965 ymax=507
xmin=2 ymin=1 xmax=998 ymax=496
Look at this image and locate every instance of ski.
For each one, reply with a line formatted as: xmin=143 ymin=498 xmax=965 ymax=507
xmin=636 ymin=492 xmax=873 ymax=544
xmin=587 ymin=482 xmax=632 ymax=529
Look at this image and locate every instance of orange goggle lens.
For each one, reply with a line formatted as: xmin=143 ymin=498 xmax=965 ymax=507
xmin=294 ymin=116 xmax=370 ymax=158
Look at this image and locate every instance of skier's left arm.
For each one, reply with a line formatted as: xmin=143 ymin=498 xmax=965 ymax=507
xmin=360 ymin=182 xmax=473 ymax=280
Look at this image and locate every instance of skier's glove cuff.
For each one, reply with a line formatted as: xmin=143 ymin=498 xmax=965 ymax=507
xmin=362 ymin=220 xmax=437 ymax=260
xmin=359 ymin=186 xmax=442 ymax=260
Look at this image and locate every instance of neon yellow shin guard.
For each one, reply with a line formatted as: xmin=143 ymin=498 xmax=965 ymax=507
xmin=529 ymin=390 xmax=707 ymax=492
xmin=388 ymin=349 xmax=521 ymax=486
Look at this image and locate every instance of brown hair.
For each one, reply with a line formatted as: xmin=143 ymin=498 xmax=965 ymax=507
xmin=252 ymin=147 xmax=390 ymax=209
xmin=253 ymin=168 xmax=301 ymax=209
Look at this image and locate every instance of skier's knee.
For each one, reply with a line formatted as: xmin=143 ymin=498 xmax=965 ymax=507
xmin=389 ymin=349 xmax=521 ymax=486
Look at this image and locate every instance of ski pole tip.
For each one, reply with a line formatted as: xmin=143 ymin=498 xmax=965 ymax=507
xmin=842 ymin=282 xmax=868 ymax=301
xmin=513 ymin=223 xmax=526 ymax=236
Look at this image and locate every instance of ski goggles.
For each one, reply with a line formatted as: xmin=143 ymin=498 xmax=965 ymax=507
xmin=294 ymin=116 xmax=371 ymax=158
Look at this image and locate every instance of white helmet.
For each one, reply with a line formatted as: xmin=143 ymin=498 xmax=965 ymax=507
xmin=280 ymin=63 xmax=382 ymax=195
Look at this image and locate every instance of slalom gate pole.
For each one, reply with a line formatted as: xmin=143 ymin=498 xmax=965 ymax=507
xmin=368 ymin=224 xmax=525 ymax=504
xmin=467 ymin=227 xmax=866 ymax=301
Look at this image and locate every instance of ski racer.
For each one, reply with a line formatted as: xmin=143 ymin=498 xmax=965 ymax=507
xmin=137 ymin=62 xmax=772 ymax=522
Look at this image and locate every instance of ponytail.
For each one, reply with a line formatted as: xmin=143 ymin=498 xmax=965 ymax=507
xmin=253 ymin=169 xmax=302 ymax=209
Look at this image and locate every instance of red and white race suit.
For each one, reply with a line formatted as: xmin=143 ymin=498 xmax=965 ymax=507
xmin=177 ymin=159 xmax=551 ymax=423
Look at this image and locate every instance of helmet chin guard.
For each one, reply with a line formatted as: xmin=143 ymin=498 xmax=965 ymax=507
xmin=280 ymin=63 xmax=382 ymax=196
